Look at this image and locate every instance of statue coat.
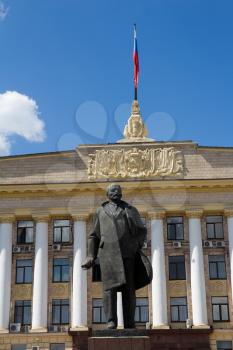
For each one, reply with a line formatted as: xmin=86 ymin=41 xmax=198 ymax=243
xmin=87 ymin=201 xmax=152 ymax=291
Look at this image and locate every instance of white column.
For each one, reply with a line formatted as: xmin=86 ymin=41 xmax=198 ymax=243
xmin=150 ymin=211 xmax=168 ymax=328
xmin=187 ymin=210 xmax=208 ymax=327
xmin=71 ymin=215 xmax=88 ymax=330
xmin=117 ymin=292 xmax=124 ymax=328
xmin=31 ymin=216 xmax=48 ymax=331
xmin=226 ymin=209 xmax=233 ymax=305
xmin=0 ymin=217 xmax=14 ymax=333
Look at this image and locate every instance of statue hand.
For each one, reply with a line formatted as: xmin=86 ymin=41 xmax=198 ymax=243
xmin=81 ymin=257 xmax=95 ymax=269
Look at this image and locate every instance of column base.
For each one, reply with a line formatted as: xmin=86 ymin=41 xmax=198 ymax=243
xmin=29 ymin=327 xmax=47 ymax=333
xmin=192 ymin=325 xmax=211 ymax=329
xmin=152 ymin=325 xmax=170 ymax=329
xmin=0 ymin=329 xmax=9 ymax=334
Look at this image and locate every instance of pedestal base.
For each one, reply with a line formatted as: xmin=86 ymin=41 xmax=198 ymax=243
xmin=89 ymin=336 xmax=150 ymax=350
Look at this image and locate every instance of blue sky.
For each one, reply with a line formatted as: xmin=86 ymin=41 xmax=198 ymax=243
xmin=0 ymin=0 xmax=232 ymax=156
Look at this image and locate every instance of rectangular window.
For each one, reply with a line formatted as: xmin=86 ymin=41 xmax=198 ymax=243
xmin=206 ymin=216 xmax=224 ymax=239
xmin=16 ymin=259 xmax=33 ymax=284
xmin=53 ymin=220 xmax=71 ymax=243
xmin=212 ymin=297 xmax=229 ymax=321
xmin=17 ymin=221 xmax=34 ymax=244
xmin=11 ymin=346 xmax=27 ymax=350
xmin=53 ymin=258 xmax=69 ymax=282
xmin=14 ymin=300 xmax=31 ymax=325
xmin=135 ymin=298 xmax=149 ymax=323
xmin=92 ymin=299 xmax=106 ymax=323
xmin=171 ymin=297 xmax=188 ymax=322
xmin=217 ymin=341 xmax=232 ymax=350
xmin=209 ymin=255 xmax=226 ymax=280
xmin=52 ymin=299 xmax=69 ymax=325
xmin=50 ymin=345 xmax=65 ymax=350
xmin=92 ymin=258 xmax=102 ymax=282
xmin=169 ymin=256 xmax=186 ymax=280
xmin=167 ymin=217 xmax=184 ymax=240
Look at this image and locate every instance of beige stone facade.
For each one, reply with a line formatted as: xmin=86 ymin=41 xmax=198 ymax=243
xmin=0 ymin=140 xmax=233 ymax=349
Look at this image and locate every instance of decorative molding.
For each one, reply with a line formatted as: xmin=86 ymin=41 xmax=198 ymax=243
xmin=88 ymin=147 xmax=184 ymax=180
xmin=148 ymin=210 xmax=166 ymax=220
xmin=71 ymin=213 xmax=90 ymax=221
xmin=224 ymin=208 xmax=233 ymax=218
xmin=186 ymin=209 xmax=203 ymax=218
xmin=118 ymin=100 xmax=154 ymax=143
xmin=0 ymin=214 xmax=15 ymax=223
xmin=32 ymin=213 xmax=50 ymax=222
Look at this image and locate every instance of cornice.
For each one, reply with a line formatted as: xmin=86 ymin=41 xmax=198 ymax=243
xmin=186 ymin=209 xmax=203 ymax=218
xmin=32 ymin=213 xmax=50 ymax=222
xmin=148 ymin=210 xmax=166 ymax=220
xmin=0 ymin=214 xmax=15 ymax=223
xmin=71 ymin=212 xmax=91 ymax=221
xmin=224 ymin=208 xmax=233 ymax=218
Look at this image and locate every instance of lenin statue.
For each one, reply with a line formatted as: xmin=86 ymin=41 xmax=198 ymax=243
xmin=82 ymin=184 xmax=152 ymax=329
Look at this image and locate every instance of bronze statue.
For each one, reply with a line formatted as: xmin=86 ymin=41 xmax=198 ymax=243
xmin=82 ymin=184 xmax=152 ymax=329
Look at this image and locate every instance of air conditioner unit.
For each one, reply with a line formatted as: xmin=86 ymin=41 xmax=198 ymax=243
xmin=173 ymin=241 xmax=182 ymax=248
xmin=12 ymin=246 xmax=21 ymax=253
xmin=60 ymin=326 xmax=68 ymax=332
xmin=49 ymin=325 xmax=60 ymax=332
xmin=142 ymin=241 xmax=148 ymax=249
xmin=53 ymin=244 xmax=61 ymax=251
xmin=186 ymin=318 xmax=192 ymax=329
xmin=203 ymin=240 xmax=213 ymax=248
xmin=21 ymin=325 xmax=30 ymax=333
xmin=212 ymin=241 xmax=225 ymax=248
xmin=9 ymin=323 xmax=21 ymax=333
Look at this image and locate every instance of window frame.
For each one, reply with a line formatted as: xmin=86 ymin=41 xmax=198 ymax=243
xmin=14 ymin=300 xmax=31 ymax=325
xmin=169 ymin=255 xmax=186 ymax=280
xmin=212 ymin=296 xmax=229 ymax=322
xmin=170 ymin=297 xmax=188 ymax=322
xmin=52 ymin=299 xmax=69 ymax=325
xmin=206 ymin=216 xmax=224 ymax=240
xmin=167 ymin=216 xmax=184 ymax=241
xmin=17 ymin=220 xmax=34 ymax=244
xmin=53 ymin=219 xmax=72 ymax=244
xmin=50 ymin=345 xmax=65 ymax=350
xmin=135 ymin=298 xmax=149 ymax=323
xmin=209 ymin=255 xmax=227 ymax=280
xmin=216 ymin=341 xmax=232 ymax=350
xmin=92 ymin=298 xmax=106 ymax=324
xmin=52 ymin=258 xmax=70 ymax=283
xmin=16 ymin=259 xmax=33 ymax=284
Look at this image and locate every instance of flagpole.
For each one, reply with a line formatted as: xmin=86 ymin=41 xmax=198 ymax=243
xmin=134 ymin=87 xmax=137 ymax=101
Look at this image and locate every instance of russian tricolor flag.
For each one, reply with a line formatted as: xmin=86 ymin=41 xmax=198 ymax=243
xmin=133 ymin=24 xmax=139 ymax=88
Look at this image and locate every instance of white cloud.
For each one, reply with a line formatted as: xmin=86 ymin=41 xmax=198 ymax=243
xmin=0 ymin=91 xmax=46 ymax=155
xmin=0 ymin=1 xmax=9 ymax=21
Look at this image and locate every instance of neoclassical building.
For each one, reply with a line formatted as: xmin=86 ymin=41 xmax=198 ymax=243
xmin=0 ymin=101 xmax=233 ymax=350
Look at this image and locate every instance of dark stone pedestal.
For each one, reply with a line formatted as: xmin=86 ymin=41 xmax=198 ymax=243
xmin=70 ymin=328 xmax=212 ymax=350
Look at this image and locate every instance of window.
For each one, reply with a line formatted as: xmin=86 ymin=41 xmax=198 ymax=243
xmin=167 ymin=217 xmax=184 ymax=240
xmin=14 ymin=300 xmax=31 ymax=325
xmin=17 ymin=221 xmax=34 ymax=244
xmin=169 ymin=256 xmax=186 ymax=280
xmin=170 ymin=297 xmax=188 ymax=322
xmin=50 ymin=344 xmax=65 ymax=350
xmin=92 ymin=299 xmax=106 ymax=323
xmin=16 ymin=259 xmax=33 ymax=284
xmin=206 ymin=216 xmax=224 ymax=239
xmin=217 ymin=341 xmax=232 ymax=350
xmin=53 ymin=220 xmax=71 ymax=243
xmin=11 ymin=346 xmax=26 ymax=350
xmin=212 ymin=297 xmax=229 ymax=321
xmin=92 ymin=259 xmax=102 ymax=282
xmin=52 ymin=299 xmax=69 ymax=324
xmin=53 ymin=258 xmax=69 ymax=282
xmin=209 ymin=255 xmax=226 ymax=280
xmin=135 ymin=298 xmax=149 ymax=323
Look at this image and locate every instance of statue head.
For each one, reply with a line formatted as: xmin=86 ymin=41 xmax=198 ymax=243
xmin=106 ymin=184 xmax=122 ymax=203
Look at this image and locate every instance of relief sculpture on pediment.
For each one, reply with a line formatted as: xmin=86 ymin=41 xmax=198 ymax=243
xmin=88 ymin=147 xmax=184 ymax=180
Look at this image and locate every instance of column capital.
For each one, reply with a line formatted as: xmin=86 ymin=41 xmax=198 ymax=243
xmin=0 ymin=214 xmax=15 ymax=223
xmin=148 ymin=210 xmax=166 ymax=220
xmin=32 ymin=213 xmax=50 ymax=222
xmin=71 ymin=213 xmax=90 ymax=221
xmin=186 ymin=209 xmax=203 ymax=218
xmin=224 ymin=208 xmax=233 ymax=218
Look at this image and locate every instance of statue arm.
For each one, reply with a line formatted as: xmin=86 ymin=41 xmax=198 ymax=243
xmin=81 ymin=211 xmax=101 ymax=269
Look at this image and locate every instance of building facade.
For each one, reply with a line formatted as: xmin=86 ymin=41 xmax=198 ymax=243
xmin=0 ymin=137 xmax=233 ymax=350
